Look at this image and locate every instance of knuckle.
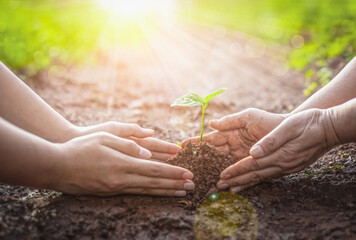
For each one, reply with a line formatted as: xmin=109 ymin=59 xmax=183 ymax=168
xmin=245 ymin=108 xmax=258 ymax=116
xmin=130 ymin=123 xmax=140 ymax=131
xmin=277 ymin=159 xmax=293 ymax=171
xmin=150 ymin=165 xmax=162 ymax=177
xmin=264 ymin=137 xmax=275 ymax=149
xmin=149 ymin=179 xmax=160 ymax=187
xmin=174 ymin=180 xmax=183 ymax=189
xmin=250 ymin=159 xmax=260 ymax=171
xmin=97 ymin=132 xmax=111 ymax=141
xmin=106 ymin=178 xmax=124 ymax=191
xmin=251 ymin=172 xmax=263 ymax=182
xmin=107 ymin=122 xmax=119 ymax=134
xmin=127 ymin=140 xmax=139 ymax=150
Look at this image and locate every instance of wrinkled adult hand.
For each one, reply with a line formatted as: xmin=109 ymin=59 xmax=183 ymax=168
xmin=72 ymin=122 xmax=180 ymax=161
xmin=217 ymin=109 xmax=341 ymax=193
xmin=182 ymin=108 xmax=287 ymax=160
xmin=55 ymin=132 xmax=194 ymax=197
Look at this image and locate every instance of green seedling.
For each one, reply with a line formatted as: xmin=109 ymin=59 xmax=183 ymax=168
xmin=171 ymin=88 xmax=226 ymax=142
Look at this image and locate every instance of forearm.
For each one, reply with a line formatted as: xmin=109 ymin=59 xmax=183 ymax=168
xmin=0 ymin=117 xmax=62 ymax=189
xmin=0 ymin=62 xmax=76 ymax=142
xmin=327 ymin=98 xmax=356 ymax=144
xmin=292 ymin=57 xmax=356 ymax=114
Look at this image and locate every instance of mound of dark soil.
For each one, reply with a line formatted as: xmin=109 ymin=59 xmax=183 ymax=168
xmin=166 ymin=142 xmax=236 ymax=205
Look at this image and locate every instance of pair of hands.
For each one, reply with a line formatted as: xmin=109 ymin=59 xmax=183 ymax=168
xmin=183 ymin=108 xmax=340 ymax=193
xmin=59 ymin=106 xmax=340 ymax=196
xmin=55 ymin=122 xmax=194 ymax=197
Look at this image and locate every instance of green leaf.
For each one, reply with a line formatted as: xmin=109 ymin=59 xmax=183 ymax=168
xmin=203 ymin=88 xmax=227 ymax=103
xmin=170 ymin=93 xmax=203 ymax=107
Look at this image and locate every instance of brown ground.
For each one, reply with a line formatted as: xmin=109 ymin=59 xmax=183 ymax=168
xmin=0 ymin=25 xmax=355 ymax=239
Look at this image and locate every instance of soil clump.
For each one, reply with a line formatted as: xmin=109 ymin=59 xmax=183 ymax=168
xmin=166 ymin=142 xmax=236 ymax=206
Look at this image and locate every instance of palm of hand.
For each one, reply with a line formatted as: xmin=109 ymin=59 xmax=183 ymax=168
xmin=182 ymin=108 xmax=286 ymax=161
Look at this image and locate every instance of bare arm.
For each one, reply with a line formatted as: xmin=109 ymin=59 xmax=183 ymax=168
xmin=0 ymin=62 xmax=75 ymax=142
xmin=0 ymin=63 xmax=181 ymax=160
xmin=0 ymin=117 xmax=194 ymax=196
xmin=0 ymin=117 xmax=61 ymax=189
xmin=218 ymin=98 xmax=356 ymax=193
xmin=195 ymin=57 xmax=356 ymax=160
xmin=292 ymin=57 xmax=356 ymax=113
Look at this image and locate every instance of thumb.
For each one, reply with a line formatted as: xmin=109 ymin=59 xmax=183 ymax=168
xmin=250 ymin=120 xmax=295 ymax=158
xmin=209 ymin=113 xmax=246 ymax=131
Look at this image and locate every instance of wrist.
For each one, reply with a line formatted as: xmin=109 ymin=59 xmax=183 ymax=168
xmin=325 ymin=99 xmax=356 ymax=144
xmin=321 ymin=109 xmax=342 ymax=148
xmin=39 ymin=142 xmax=68 ymax=191
xmin=61 ymin=124 xmax=81 ymax=142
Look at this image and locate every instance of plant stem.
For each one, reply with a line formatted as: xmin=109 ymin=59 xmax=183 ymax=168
xmin=200 ymin=103 xmax=206 ymax=142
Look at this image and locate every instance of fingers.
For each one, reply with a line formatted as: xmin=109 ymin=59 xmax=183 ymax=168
xmin=217 ymin=167 xmax=280 ymax=190
xmin=131 ymin=137 xmax=181 ymax=154
xmin=130 ymin=159 xmax=194 ymax=180
xmin=181 ymin=131 xmax=228 ymax=148
xmin=150 ymin=151 xmax=176 ymax=161
xmin=124 ymin=175 xmax=195 ymax=190
xmin=250 ymin=119 xmax=296 ymax=158
xmin=120 ymin=188 xmax=187 ymax=197
xmin=111 ymin=123 xmax=154 ymax=138
xmin=229 ymin=182 xmax=258 ymax=193
xmin=99 ymin=133 xmax=152 ymax=159
xmin=216 ymin=145 xmax=230 ymax=154
xmin=209 ymin=112 xmax=247 ymax=131
xmin=181 ymin=136 xmax=200 ymax=148
xmin=220 ymin=156 xmax=271 ymax=180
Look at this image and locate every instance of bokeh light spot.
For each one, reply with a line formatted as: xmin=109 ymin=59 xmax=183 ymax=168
xmin=47 ymin=65 xmax=69 ymax=86
xmin=291 ymin=34 xmax=305 ymax=48
xmin=244 ymin=37 xmax=266 ymax=59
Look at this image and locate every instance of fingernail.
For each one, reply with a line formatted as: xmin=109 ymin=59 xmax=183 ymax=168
xmin=184 ymin=182 xmax=195 ymax=190
xmin=209 ymin=120 xmax=218 ymax=127
xmin=221 ymin=173 xmax=231 ymax=180
xmin=144 ymin=129 xmax=154 ymax=134
xmin=231 ymin=186 xmax=241 ymax=193
xmin=209 ymin=120 xmax=216 ymax=124
xmin=217 ymin=181 xmax=229 ymax=189
xmin=139 ymin=148 xmax=152 ymax=159
xmin=175 ymin=190 xmax=186 ymax=197
xmin=250 ymin=145 xmax=264 ymax=158
xmin=182 ymin=172 xmax=193 ymax=179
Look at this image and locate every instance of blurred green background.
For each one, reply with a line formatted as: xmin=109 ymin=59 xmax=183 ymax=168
xmin=0 ymin=0 xmax=355 ymax=94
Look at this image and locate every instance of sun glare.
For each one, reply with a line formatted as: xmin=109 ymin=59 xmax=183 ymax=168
xmin=96 ymin=0 xmax=176 ymax=19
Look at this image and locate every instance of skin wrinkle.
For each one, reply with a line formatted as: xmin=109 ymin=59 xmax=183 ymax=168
xmin=325 ymin=110 xmax=342 ymax=145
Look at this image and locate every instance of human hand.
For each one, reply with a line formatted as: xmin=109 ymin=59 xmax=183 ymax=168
xmin=72 ymin=122 xmax=180 ymax=161
xmin=182 ymin=108 xmax=287 ymax=160
xmin=54 ymin=132 xmax=194 ymax=197
xmin=217 ymin=109 xmax=341 ymax=192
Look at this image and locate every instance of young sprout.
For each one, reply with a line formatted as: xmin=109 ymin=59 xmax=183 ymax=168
xmin=171 ymin=88 xmax=226 ymax=142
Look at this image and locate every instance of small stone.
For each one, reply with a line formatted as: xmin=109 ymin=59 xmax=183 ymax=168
xmin=347 ymin=202 xmax=354 ymax=208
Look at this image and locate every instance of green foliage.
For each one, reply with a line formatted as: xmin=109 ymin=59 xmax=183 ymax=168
xmin=183 ymin=0 xmax=356 ymax=95
xmin=171 ymin=88 xmax=226 ymax=142
xmin=203 ymin=88 xmax=227 ymax=103
xmin=171 ymin=93 xmax=203 ymax=107
xmin=0 ymin=0 xmax=146 ymax=75
xmin=0 ymin=1 xmax=109 ymax=74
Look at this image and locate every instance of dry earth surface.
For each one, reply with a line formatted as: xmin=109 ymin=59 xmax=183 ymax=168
xmin=1 ymin=24 xmax=355 ymax=239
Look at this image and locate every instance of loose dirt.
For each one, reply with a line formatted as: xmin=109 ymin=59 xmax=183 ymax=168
xmin=166 ymin=142 xmax=236 ymax=206
xmin=0 ymin=24 xmax=355 ymax=239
